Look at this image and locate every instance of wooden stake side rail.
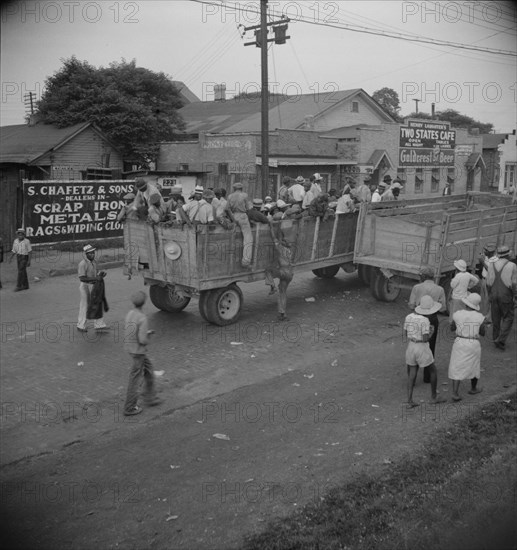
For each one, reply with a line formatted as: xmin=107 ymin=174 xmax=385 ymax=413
xmin=124 ymin=213 xmax=358 ymax=292
xmin=354 ymin=194 xmax=517 ymax=280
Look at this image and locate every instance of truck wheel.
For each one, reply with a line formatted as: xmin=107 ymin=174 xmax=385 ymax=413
xmin=341 ymin=262 xmax=356 ymax=273
xmin=149 ymin=285 xmax=191 ymax=312
xmin=204 ymin=284 xmax=243 ymax=326
xmin=198 ymin=290 xmax=210 ymax=322
xmin=312 ymin=265 xmax=340 ymax=278
xmin=357 ymin=264 xmax=373 ymax=286
xmin=370 ymin=269 xmax=401 ymax=302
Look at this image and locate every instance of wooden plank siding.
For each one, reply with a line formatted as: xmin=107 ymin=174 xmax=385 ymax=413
xmin=36 ymin=126 xmax=123 ymax=180
xmin=354 ymin=194 xmax=517 ymax=277
xmin=125 ymin=214 xmax=359 ymax=292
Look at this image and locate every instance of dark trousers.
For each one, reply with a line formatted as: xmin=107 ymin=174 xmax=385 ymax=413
xmin=491 ymin=297 xmax=515 ymax=345
xmin=16 ymin=254 xmax=29 ymax=289
xmin=423 ymin=313 xmax=439 ymax=383
xmin=123 ymin=354 xmax=156 ymax=412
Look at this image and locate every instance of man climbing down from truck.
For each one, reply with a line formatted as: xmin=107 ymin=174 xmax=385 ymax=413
xmin=265 ymin=220 xmax=294 ymax=322
xmin=225 ymin=182 xmax=254 ymax=269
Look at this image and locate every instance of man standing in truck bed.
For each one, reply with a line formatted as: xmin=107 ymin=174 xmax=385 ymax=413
xmin=226 ymin=182 xmax=253 ymax=269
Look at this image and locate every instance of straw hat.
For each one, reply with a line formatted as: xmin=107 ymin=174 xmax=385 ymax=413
xmin=415 ymin=295 xmax=442 ymax=315
xmin=453 ymin=259 xmax=467 ymax=272
xmin=461 ymin=293 xmax=481 ymax=311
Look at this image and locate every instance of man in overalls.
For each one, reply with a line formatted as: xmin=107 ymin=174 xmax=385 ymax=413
xmin=486 ymin=245 xmax=517 ymax=350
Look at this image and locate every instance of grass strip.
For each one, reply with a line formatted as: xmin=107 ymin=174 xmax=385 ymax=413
xmin=242 ymin=392 xmax=517 ymax=550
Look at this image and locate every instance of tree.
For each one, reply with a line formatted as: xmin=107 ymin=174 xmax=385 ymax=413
xmin=36 ymin=57 xmax=186 ymax=167
xmin=404 ymin=108 xmax=493 ymax=133
xmin=372 ymin=87 xmax=401 ymax=120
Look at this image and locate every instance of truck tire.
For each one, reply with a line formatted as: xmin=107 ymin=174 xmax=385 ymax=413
xmin=357 ymin=264 xmax=373 ymax=286
xmin=204 ymin=284 xmax=243 ymax=326
xmin=198 ymin=290 xmax=210 ymax=322
xmin=312 ymin=265 xmax=340 ymax=278
xmin=149 ymin=285 xmax=191 ymax=313
xmin=370 ymin=269 xmax=401 ymax=302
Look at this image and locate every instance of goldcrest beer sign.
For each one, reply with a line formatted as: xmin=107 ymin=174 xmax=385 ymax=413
xmin=399 ymin=120 xmax=456 ymax=166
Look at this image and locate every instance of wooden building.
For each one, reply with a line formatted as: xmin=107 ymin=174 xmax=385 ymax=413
xmin=0 ymin=121 xmax=123 ymax=243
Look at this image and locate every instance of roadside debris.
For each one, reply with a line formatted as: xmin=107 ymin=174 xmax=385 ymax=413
xmin=212 ymin=433 xmax=230 ymax=441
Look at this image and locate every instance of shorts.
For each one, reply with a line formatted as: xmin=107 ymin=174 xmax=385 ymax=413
xmin=405 ymin=342 xmax=434 ymax=368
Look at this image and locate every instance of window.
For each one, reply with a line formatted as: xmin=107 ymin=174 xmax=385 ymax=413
xmin=431 ymin=168 xmax=440 ymax=193
xmin=351 ymin=101 xmax=359 ymax=113
xmin=218 ymin=163 xmax=229 ymax=176
xmin=415 ymin=168 xmax=423 ymax=193
xmin=179 ymin=163 xmax=189 ymax=171
xmin=505 ymin=163 xmax=516 ymax=187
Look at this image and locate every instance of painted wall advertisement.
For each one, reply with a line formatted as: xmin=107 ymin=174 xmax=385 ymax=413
xmin=399 ymin=120 xmax=456 ymax=166
xmin=23 ymin=180 xmax=135 ymax=244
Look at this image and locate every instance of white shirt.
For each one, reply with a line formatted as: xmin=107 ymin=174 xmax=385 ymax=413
xmin=12 ymin=238 xmax=32 ymax=255
xmin=289 ymin=184 xmax=305 ymax=202
xmin=371 ymin=190 xmax=382 ymax=203
xmin=451 ymin=271 xmax=479 ymax=300
xmin=404 ymin=313 xmax=430 ymax=341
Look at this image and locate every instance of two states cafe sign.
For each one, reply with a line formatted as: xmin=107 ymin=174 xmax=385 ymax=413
xmin=23 ymin=180 xmax=135 ymax=243
xmin=399 ymin=120 xmax=456 ymax=166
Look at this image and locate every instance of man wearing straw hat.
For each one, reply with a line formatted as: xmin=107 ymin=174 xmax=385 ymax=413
xmin=404 ymin=295 xmax=446 ymax=408
xmin=10 ymin=228 xmax=32 ymax=292
xmin=448 ymin=293 xmax=486 ymax=400
xmin=77 ymin=244 xmax=108 ymax=332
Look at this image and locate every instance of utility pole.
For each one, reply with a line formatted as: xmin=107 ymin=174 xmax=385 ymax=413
xmin=413 ymin=98 xmax=420 ymax=115
xmin=260 ymin=0 xmax=269 ymax=198
xmin=244 ymin=2 xmax=290 ymax=197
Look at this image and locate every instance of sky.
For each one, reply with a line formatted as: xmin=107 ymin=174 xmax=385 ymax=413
xmin=1 ymin=0 xmax=516 ymax=132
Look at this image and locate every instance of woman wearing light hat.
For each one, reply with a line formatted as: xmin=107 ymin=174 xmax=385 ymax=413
xmin=449 ymin=259 xmax=479 ymax=322
xmin=448 ymin=293 xmax=486 ymax=401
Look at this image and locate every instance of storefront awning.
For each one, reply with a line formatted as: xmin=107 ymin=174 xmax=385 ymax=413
xmin=465 ymin=152 xmax=485 ymax=169
xmin=256 ymin=157 xmax=356 ymax=167
xmin=367 ymin=150 xmax=394 ymax=170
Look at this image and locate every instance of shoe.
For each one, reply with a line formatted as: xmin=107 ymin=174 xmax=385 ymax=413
xmin=76 ymin=327 xmax=87 ymax=332
xmin=277 ymin=313 xmax=289 ymax=322
xmin=95 ymin=326 xmax=110 ymax=331
xmin=124 ymin=406 xmax=143 ymax=416
xmin=268 ymin=287 xmax=277 ymax=296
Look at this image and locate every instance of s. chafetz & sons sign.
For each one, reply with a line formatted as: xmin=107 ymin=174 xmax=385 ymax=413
xmin=399 ymin=120 xmax=456 ymax=166
xmin=23 ymin=180 xmax=135 ymax=244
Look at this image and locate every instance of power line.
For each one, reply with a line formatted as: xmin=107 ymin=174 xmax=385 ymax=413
xmin=189 ymin=0 xmax=516 ymax=57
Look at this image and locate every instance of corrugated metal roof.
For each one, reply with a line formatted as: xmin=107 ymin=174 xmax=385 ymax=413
xmin=179 ymin=89 xmax=394 ymax=134
xmin=0 ymin=122 xmax=91 ymax=164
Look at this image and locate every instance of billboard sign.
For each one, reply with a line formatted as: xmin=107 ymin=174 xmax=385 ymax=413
xmin=23 ymin=180 xmax=135 ymax=244
xmin=399 ymin=120 xmax=456 ymax=166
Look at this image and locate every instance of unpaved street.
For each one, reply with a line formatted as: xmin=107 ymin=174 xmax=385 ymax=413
xmin=1 ymin=267 xmax=516 ymax=549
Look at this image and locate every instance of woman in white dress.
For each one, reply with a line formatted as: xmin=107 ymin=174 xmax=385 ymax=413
xmin=448 ymin=293 xmax=486 ymax=401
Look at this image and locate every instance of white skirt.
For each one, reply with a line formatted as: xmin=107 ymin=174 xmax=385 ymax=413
xmin=448 ymin=338 xmax=481 ymax=380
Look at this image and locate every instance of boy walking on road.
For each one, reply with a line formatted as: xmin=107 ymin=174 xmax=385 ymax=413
xmin=123 ymin=291 xmax=162 ymax=416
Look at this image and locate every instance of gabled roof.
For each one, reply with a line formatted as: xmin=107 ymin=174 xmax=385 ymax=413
xmin=465 ymin=152 xmax=486 ymax=169
xmin=179 ymin=88 xmax=395 ymax=134
xmin=0 ymin=122 xmax=117 ymax=164
xmin=482 ymin=133 xmax=508 ymax=149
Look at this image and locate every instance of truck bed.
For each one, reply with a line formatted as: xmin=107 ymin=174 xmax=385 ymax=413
xmin=124 ymin=212 xmax=358 ymax=292
xmin=354 ymin=193 xmax=517 ymax=279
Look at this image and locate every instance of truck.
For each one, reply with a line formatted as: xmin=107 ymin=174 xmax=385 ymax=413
xmin=123 ymin=211 xmax=359 ymax=325
xmin=124 ymin=192 xmax=516 ymax=324
xmin=353 ymin=192 xmax=517 ymax=301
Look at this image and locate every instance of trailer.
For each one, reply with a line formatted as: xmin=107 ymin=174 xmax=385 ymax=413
xmin=353 ymin=192 xmax=517 ymax=301
xmin=124 ymin=212 xmax=358 ymax=325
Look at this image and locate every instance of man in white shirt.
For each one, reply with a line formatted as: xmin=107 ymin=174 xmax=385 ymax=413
xmin=10 ymin=228 xmax=32 ymax=291
xmin=288 ymin=176 xmax=305 ymax=205
xmin=371 ymin=182 xmax=386 ymax=203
